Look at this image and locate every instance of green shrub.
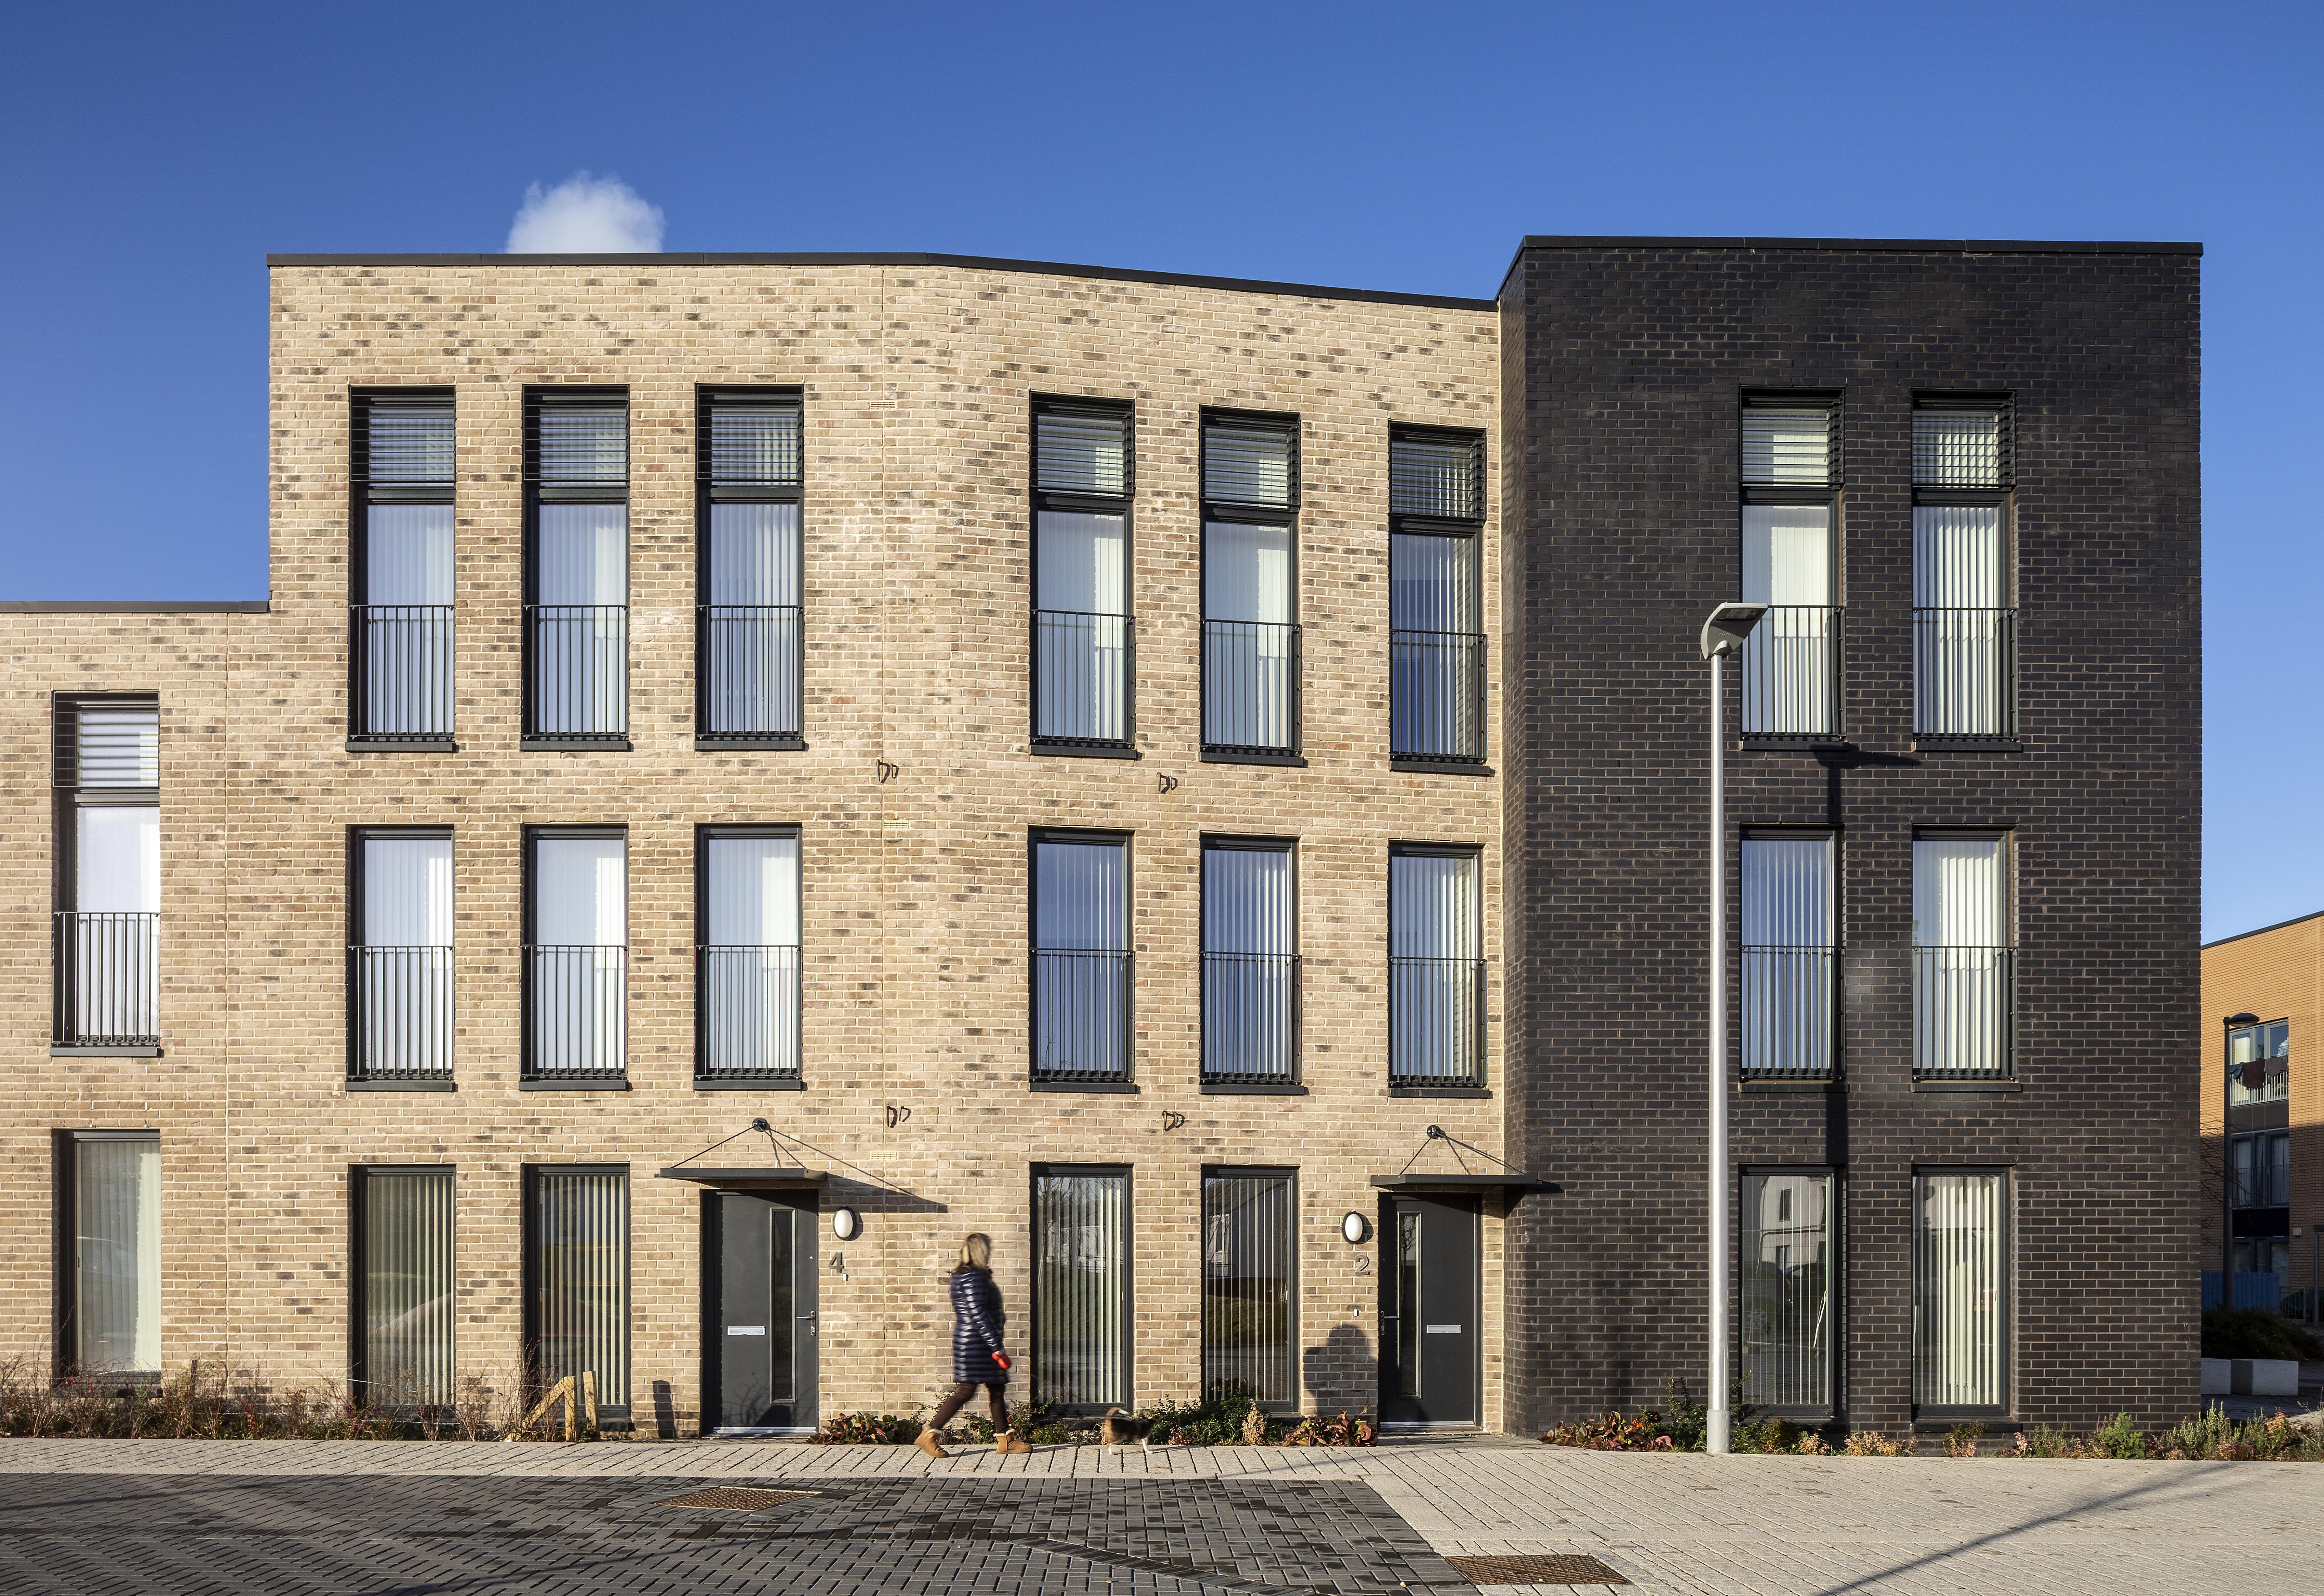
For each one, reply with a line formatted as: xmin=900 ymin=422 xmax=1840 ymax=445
xmin=1140 ymin=1381 xmax=1260 ymax=1446
xmin=2201 ymin=1309 xmax=2324 ymax=1362
xmin=2088 ymin=1412 xmax=2148 ymax=1459
xmin=963 ymin=1399 xmax=1070 ymax=1446
xmin=1281 ymin=1410 xmax=1376 ymax=1447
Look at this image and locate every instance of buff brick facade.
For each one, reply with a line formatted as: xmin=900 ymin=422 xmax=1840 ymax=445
xmin=2201 ymin=914 xmax=2324 ymax=1306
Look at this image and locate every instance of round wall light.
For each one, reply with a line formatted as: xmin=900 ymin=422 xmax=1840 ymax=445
xmin=830 ymin=1207 xmax=862 ymax=1242
xmin=1341 ymin=1212 xmax=1372 ymax=1245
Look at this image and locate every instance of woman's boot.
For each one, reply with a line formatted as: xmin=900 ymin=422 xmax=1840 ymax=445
xmin=994 ymin=1429 xmax=1033 ymax=1455
xmin=916 ymin=1429 xmax=949 ymax=1460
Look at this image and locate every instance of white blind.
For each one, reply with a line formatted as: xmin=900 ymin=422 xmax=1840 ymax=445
xmin=708 ymin=503 xmax=800 ymax=606
xmin=76 ymin=706 xmax=159 ymax=788
xmin=1914 ymin=1172 xmax=2005 ymax=1408
xmin=707 ymin=835 xmax=800 ymax=946
xmin=1036 ymin=512 xmax=1127 ymax=615
xmin=76 ymin=1137 xmax=162 ymax=1372
xmin=1913 ymin=507 xmax=2004 ymax=609
xmin=1741 ymin=505 xmax=1832 ymax=606
xmin=535 ymin=837 xmax=627 ymax=946
xmin=1913 ymin=837 xmax=2005 ymax=947
xmin=77 ymin=806 xmax=160 ymax=914
xmin=536 ymin=505 xmax=628 ymax=605
xmin=1390 ymin=852 xmax=1477 ymax=960
xmin=1742 ymin=407 xmax=1832 ymax=485
xmin=1203 ymin=845 xmax=1294 ymax=956
xmin=363 ymin=837 xmax=453 ymax=946
xmin=1036 ymin=838 xmax=1126 ymax=951
xmin=362 ymin=1168 xmax=455 ymax=1407
xmin=1915 ymin=409 xmax=2003 ymax=487
xmin=1741 ymin=839 xmax=1827 ymax=947
xmin=1389 ymin=533 xmax=1480 ymax=633
xmin=532 ymin=1170 xmax=629 ymax=1408
xmin=1034 ymin=1171 xmax=1129 ymax=1407
xmin=1204 ymin=522 xmax=1292 ymax=624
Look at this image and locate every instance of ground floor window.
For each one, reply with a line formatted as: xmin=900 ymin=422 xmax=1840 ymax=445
xmin=1032 ymin=1166 xmax=1130 ymax=1412
xmin=1201 ymin=1169 xmax=1297 ymax=1408
xmin=60 ymin=1130 xmax=161 ymax=1378
xmin=1913 ymin=1170 xmax=2008 ymax=1414
xmin=525 ymin=1166 xmax=630 ymax=1416
xmin=1741 ymin=1170 xmax=1835 ymax=1414
xmin=352 ymin=1166 xmax=455 ymax=1409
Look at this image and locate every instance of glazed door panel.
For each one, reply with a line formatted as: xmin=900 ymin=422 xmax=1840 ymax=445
xmin=1377 ymin=1193 xmax=1479 ymax=1426
xmin=706 ymin=1190 xmax=817 ymax=1431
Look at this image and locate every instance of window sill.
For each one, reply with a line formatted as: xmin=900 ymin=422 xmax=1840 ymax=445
xmin=519 ymin=1078 xmax=633 ymax=1091
xmin=1389 ymin=759 xmax=1493 ymax=776
xmin=1913 ymin=1078 xmax=2024 ymax=1093
xmin=50 ymin=1044 xmax=161 ymax=1058
xmin=696 ymin=1077 xmax=806 ymax=1091
xmin=1030 ymin=1080 xmax=1140 ymax=1094
xmin=346 ymin=737 xmax=458 ymax=753
xmin=1741 ymin=1077 xmax=1837 ymax=1093
xmin=1387 ymin=1085 xmax=1490 ymax=1099
xmin=1202 ymin=750 xmax=1307 ymax=768
xmin=1912 ymin=1413 xmax=2020 ymax=1433
xmin=1915 ymin=738 xmax=2024 ymax=754
xmin=1741 ymin=736 xmax=1852 ymax=752
xmin=695 ymin=737 xmax=807 ymax=752
xmin=520 ymin=738 xmax=633 ymax=753
xmin=1201 ymin=1081 xmax=1307 ymax=1095
xmin=1031 ymin=742 xmax=1141 ymax=761
xmin=347 ymin=1078 xmax=455 ymax=1092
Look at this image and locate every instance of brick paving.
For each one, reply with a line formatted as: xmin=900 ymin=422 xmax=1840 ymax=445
xmin=0 ymin=1437 xmax=2309 ymax=1594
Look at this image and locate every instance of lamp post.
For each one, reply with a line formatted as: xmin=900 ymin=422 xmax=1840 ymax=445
xmin=1699 ymin=601 xmax=1767 ymax=1456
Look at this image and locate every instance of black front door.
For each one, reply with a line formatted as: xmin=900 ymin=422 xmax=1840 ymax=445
xmin=704 ymin=1190 xmax=818 ymax=1431
xmin=1377 ymin=1192 xmax=1479 ymax=1425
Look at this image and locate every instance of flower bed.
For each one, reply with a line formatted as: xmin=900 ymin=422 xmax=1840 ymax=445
xmin=815 ymin=1384 xmax=1375 ymax=1448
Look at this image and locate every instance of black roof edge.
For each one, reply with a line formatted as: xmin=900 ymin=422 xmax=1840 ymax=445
xmin=265 ymin=251 xmax=1499 ymax=313
xmin=0 ymin=600 xmax=270 ymax=614
xmin=2203 ymin=908 xmax=2324 ymax=952
xmin=1497 ymin=235 xmax=2203 ymax=301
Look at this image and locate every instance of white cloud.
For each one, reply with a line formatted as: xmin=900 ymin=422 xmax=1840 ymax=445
xmin=505 ymin=172 xmax=665 ymax=253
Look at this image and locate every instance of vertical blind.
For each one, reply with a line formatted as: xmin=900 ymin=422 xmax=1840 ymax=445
xmin=532 ymin=837 xmax=626 ymax=1079
xmin=1201 ymin=1171 xmax=1295 ymax=1404
xmin=535 ymin=837 xmax=627 ymax=946
xmin=1389 ymin=433 xmax=1483 ymax=520
xmin=1740 ymin=838 xmax=1831 ymax=1077
xmin=1035 ymin=510 xmax=1130 ymax=743
xmin=1913 ymin=837 xmax=2009 ymax=1077
xmin=702 ymin=835 xmax=801 ymax=1080
xmin=364 ymin=837 xmax=453 ymax=946
xmin=367 ymin=505 xmax=455 ymax=607
xmin=1036 ymin=406 xmax=1130 ymax=498
xmin=78 ymin=807 xmax=160 ymax=914
xmin=1390 ymin=533 xmax=1485 ymax=761
xmin=1202 ymin=522 xmax=1295 ymax=751
xmin=1914 ymin=1172 xmax=2005 ymax=1409
xmin=1913 ymin=409 xmax=2005 ymax=487
xmin=1914 ymin=837 xmax=2005 ymax=947
xmin=1204 ymin=419 xmax=1295 ymax=509
xmin=1034 ymin=838 xmax=1128 ymax=1080
xmin=359 ymin=837 xmax=453 ymax=1079
xmin=361 ymin=1168 xmax=455 ymax=1408
xmin=1389 ymin=534 xmax=1480 ymax=634
xmin=709 ymin=503 xmax=801 ymax=606
xmin=1202 ymin=845 xmax=1295 ymax=1080
xmin=365 ymin=400 xmax=455 ymax=606
xmin=1741 ymin=407 xmax=1833 ymax=485
xmin=1390 ymin=851 xmax=1477 ymax=961
xmin=1034 ymin=1170 xmax=1129 ymax=1408
xmin=1204 ymin=523 xmax=1291 ymax=624
xmin=1390 ymin=850 xmax=1481 ymax=1082
xmin=532 ymin=1169 xmax=629 ymax=1408
xmin=1740 ymin=1172 xmax=1832 ymax=1408
xmin=75 ymin=1136 xmax=161 ymax=1373
xmin=1741 ymin=506 xmax=1832 ymax=606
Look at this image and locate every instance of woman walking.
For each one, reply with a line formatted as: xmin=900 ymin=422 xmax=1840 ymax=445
xmin=918 ymin=1232 xmax=1033 ymax=1458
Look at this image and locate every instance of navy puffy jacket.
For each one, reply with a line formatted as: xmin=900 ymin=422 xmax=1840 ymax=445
xmin=949 ymin=1266 xmax=1007 ymax=1384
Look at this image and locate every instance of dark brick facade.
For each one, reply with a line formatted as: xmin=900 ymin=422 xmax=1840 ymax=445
xmin=1496 ymin=240 xmax=2201 ymax=1433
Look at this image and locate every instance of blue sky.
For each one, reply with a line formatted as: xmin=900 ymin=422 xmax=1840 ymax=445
xmin=0 ymin=1 xmax=2315 ymax=939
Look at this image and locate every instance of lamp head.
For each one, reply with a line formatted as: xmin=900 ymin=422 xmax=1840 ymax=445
xmin=1700 ymin=602 xmax=1769 ymax=660
xmin=2224 ymin=1012 xmax=2259 ymax=1030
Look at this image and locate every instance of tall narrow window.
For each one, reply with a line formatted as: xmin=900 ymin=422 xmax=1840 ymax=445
xmin=1032 ymin=832 xmax=1130 ymax=1084
xmin=1741 ymin=836 xmax=1834 ymax=1079
xmin=1741 ymin=1171 xmax=1834 ymax=1414
xmin=59 ymin=1131 xmax=161 ymax=1379
xmin=525 ymin=1166 xmax=629 ymax=1418
xmin=2231 ymin=1130 xmax=2291 ymax=1210
xmin=1032 ymin=1166 xmax=1130 ymax=1411
xmin=525 ymin=389 xmax=629 ymax=744
xmin=1202 ymin=1169 xmax=1296 ymax=1407
xmin=697 ymin=828 xmax=802 ymax=1084
xmin=1202 ymin=413 xmax=1299 ymax=758
xmin=1389 ymin=845 xmax=1483 ymax=1086
xmin=1032 ymin=399 xmax=1133 ymax=751
xmin=350 ymin=831 xmax=454 ymax=1084
xmin=1913 ymin=1171 xmax=2007 ymax=1414
xmin=351 ymin=391 xmax=455 ymax=743
xmin=352 ymin=1166 xmax=455 ymax=1409
xmin=54 ymin=698 xmax=160 ymax=1050
xmin=1201 ymin=840 xmax=1297 ymax=1085
xmin=1389 ymin=428 xmax=1486 ymax=766
xmin=698 ymin=389 xmax=804 ymax=747
xmin=1739 ymin=397 xmax=1841 ymax=739
xmin=1913 ymin=833 xmax=2013 ymax=1079
xmin=1913 ymin=399 xmax=2015 ymax=739
xmin=525 ymin=830 xmax=627 ymax=1083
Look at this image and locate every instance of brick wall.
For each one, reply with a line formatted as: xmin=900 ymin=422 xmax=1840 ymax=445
xmin=2200 ymin=915 xmax=2323 ymax=1297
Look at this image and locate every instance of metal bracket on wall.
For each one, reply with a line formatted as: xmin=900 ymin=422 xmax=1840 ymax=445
xmin=1157 ymin=773 xmax=1179 ymax=794
xmin=885 ymin=1104 xmax=911 ymax=1128
xmin=1162 ymin=1110 xmax=1187 ymax=1132
xmin=876 ymin=760 xmax=899 ymax=783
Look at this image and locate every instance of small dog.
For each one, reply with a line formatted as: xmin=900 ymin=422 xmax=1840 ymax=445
xmin=1098 ymin=1407 xmax=1154 ymax=1453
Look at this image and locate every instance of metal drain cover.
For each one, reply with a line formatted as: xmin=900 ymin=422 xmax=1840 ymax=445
xmin=657 ymin=1486 xmax=820 ymax=1512
xmin=1447 ymin=1552 xmax=1628 ymax=1585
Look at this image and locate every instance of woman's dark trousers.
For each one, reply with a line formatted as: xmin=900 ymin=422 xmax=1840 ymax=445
xmin=930 ymin=1381 xmax=1008 ymax=1433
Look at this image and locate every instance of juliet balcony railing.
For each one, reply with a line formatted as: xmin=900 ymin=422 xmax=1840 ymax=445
xmin=350 ymin=606 xmax=454 ymax=740
xmin=698 ymin=604 xmax=803 ymax=743
xmin=349 ymin=945 xmax=454 ymax=1081
xmin=1390 ymin=629 xmax=1487 ymax=763
xmin=1202 ymin=621 xmax=1300 ymax=756
xmin=1201 ymin=951 xmax=1300 ymax=1085
xmin=54 ymin=912 xmax=159 ymax=1047
xmin=1741 ymin=946 xmax=1835 ymax=1080
xmin=1741 ymin=606 xmax=1843 ymax=739
xmin=1912 ymin=946 xmax=2015 ymax=1081
xmin=697 ymin=944 xmax=801 ymax=1083
xmin=525 ymin=604 xmax=628 ymax=741
xmin=1913 ymin=608 xmax=2016 ymax=739
xmin=1388 ymin=955 xmax=1486 ymax=1086
xmin=1032 ymin=949 xmax=1132 ymax=1084
xmin=1033 ymin=610 xmax=1132 ymax=748
xmin=524 ymin=944 xmax=628 ymax=1081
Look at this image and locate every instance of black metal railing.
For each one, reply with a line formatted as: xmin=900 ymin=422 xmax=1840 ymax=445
xmin=1033 ymin=610 xmax=1132 ymax=747
xmin=1202 ymin=621 xmax=1300 ymax=755
xmin=351 ymin=606 xmax=454 ymax=739
xmin=698 ymin=605 xmax=803 ymax=741
xmin=1913 ymin=608 xmax=2016 ymax=739
xmin=54 ymin=912 xmax=159 ymax=1047
xmin=697 ymin=944 xmax=801 ymax=1081
xmin=350 ymin=945 xmax=454 ymax=1081
xmin=1912 ymin=946 xmax=2014 ymax=1080
xmin=1201 ymin=951 xmax=1300 ymax=1084
xmin=1741 ymin=606 xmax=1843 ymax=739
xmin=1032 ymin=949 xmax=1132 ymax=1083
xmin=524 ymin=945 xmax=628 ymax=1080
xmin=1741 ymin=946 xmax=1835 ymax=1079
xmin=1388 ymin=955 xmax=1485 ymax=1086
xmin=1389 ymin=629 xmax=1486 ymax=762
xmin=525 ymin=605 xmax=628 ymax=739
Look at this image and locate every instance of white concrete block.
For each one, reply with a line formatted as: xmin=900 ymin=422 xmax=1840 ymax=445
xmin=2201 ymin=1358 xmax=2231 ymax=1395
xmin=2232 ymin=1358 xmax=2300 ymax=1397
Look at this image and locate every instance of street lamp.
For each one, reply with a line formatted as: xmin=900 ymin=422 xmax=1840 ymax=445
xmin=1699 ymin=601 xmax=1766 ymax=1456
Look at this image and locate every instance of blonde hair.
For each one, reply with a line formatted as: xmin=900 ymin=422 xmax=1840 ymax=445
xmin=954 ymin=1232 xmax=993 ymax=1273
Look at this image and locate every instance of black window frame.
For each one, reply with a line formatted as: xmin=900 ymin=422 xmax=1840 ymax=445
xmin=521 ymin=824 xmax=630 ymax=1089
xmin=2226 ymin=1016 xmax=2291 ymax=1106
xmin=348 ymin=1162 xmax=457 ymax=1410
xmin=1029 ymin=394 xmax=1137 ymax=758
xmin=523 ymin=386 xmax=632 ymax=750
xmin=695 ymin=386 xmax=807 ymax=751
xmin=1737 ymin=391 xmax=1845 ymax=746
xmin=1737 ymin=1165 xmax=1843 ymax=1424
xmin=1029 ymin=1161 xmax=1135 ymax=1416
xmin=694 ymin=823 xmax=806 ymax=1090
xmin=1910 ymin=393 xmax=2018 ymax=746
xmin=1199 ymin=1165 xmax=1300 ymax=1413
xmin=349 ymin=387 xmax=458 ymax=750
xmin=1199 ymin=408 xmax=1303 ymax=766
xmin=520 ymin=1162 xmax=633 ymax=1427
xmin=1028 ymin=827 xmax=1135 ymax=1091
xmin=1737 ymin=828 xmax=1840 ymax=1083
xmin=346 ymin=825 xmax=456 ymax=1091
xmin=1199 ymin=835 xmax=1302 ymax=1092
xmin=1387 ymin=424 xmax=1489 ymax=772
xmin=52 ymin=1127 xmax=162 ymax=1385
xmin=52 ymin=693 xmax=161 ymax=1054
xmin=1910 ymin=827 xmax=2017 ymax=1083
xmin=1386 ymin=840 xmax=1488 ymax=1094
xmin=1910 ymin=1165 xmax=2013 ymax=1423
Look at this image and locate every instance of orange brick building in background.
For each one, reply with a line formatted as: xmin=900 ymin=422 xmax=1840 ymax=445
xmin=2201 ymin=913 xmax=2324 ymax=1311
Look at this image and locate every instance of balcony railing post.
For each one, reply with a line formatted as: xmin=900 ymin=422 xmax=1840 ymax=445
xmin=697 ymin=943 xmax=802 ymax=1081
xmin=1913 ymin=607 xmax=2016 ymax=738
xmin=525 ymin=605 xmax=629 ymax=739
xmin=1740 ymin=946 xmax=1836 ymax=1080
xmin=1201 ymin=620 xmax=1301 ymax=756
xmin=349 ymin=945 xmax=455 ymax=1081
xmin=1390 ymin=629 xmax=1487 ymax=762
xmin=1912 ymin=945 xmax=2015 ymax=1080
xmin=352 ymin=606 xmax=454 ymax=739
xmin=53 ymin=912 xmax=160 ymax=1047
xmin=1740 ymin=606 xmax=1842 ymax=739
xmin=1032 ymin=948 xmax=1132 ymax=1083
xmin=1200 ymin=951 xmax=1300 ymax=1083
xmin=1033 ymin=610 xmax=1131 ymax=747
xmin=1387 ymin=954 xmax=1485 ymax=1086
xmin=699 ymin=605 xmax=804 ymax=740
xmin=524 ymin=944 xmax=628 ymax=1081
